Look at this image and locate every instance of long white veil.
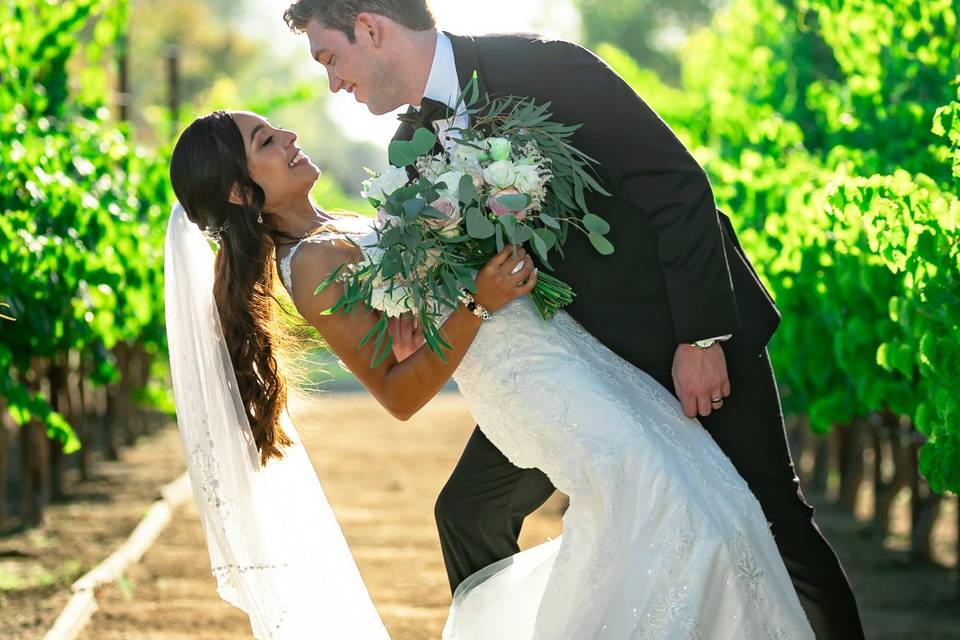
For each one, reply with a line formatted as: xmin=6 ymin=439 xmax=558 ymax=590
xmin=164 ymin=203 xmax=390 ymax=639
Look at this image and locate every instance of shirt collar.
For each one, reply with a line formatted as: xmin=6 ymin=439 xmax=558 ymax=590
xmin=421 ymin=31 xmax=460 ymax=110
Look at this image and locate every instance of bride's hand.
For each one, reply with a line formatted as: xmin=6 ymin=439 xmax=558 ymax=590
xmin=388 ymin=313 xmax=425 ymax=362
xmin=474 ymin=245 xmax=538 ymax=313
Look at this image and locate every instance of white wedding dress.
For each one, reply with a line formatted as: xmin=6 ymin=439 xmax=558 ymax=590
xmin=279 ymin=217 xmax=814 ymax=640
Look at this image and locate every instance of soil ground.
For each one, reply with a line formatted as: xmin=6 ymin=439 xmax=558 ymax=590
xmin=3 ymin=393 xmax=958 ymax=639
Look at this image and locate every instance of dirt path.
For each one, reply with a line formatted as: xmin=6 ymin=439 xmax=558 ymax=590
xmin=8 ymin=393 xmax=958 ymax=639
xmin=81 ymin=394 xmax=563 ymax=639
xmin=0 ymin=426 xmax=189 ymax=640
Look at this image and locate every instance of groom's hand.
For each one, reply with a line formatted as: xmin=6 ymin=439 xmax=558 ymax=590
xmin=388 ymin=313 xmax=425 ymax=362
xmin=672 ymin=344 xmax=731 ymax=419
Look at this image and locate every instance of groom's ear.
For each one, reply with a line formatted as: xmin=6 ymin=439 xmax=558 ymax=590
xmin=354 ymin=12 xmax=383 ymax=47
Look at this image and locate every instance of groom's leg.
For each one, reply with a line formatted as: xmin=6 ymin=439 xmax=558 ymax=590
xmin=700 ymin=348 xmax=865 ymax=640
xmin=435 ymin=426 xmax=556 ymax=593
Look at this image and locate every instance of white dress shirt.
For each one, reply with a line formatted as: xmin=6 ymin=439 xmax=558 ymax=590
xmin=416 ymin=32 xmax=732 ymax=345
xmin=420 ymin=31 xmax=469 ymax=151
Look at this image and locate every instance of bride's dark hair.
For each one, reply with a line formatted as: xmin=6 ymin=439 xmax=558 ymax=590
xmin=169 ymin=110 xmax=293 ymax=466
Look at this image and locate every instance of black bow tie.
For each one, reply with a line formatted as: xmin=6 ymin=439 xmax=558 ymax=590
xmin=398 ymin=97 xmax=453 ymax=130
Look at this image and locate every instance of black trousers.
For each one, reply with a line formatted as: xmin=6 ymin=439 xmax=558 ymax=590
xmin=434 ymin=348 xmax=865 ymax=639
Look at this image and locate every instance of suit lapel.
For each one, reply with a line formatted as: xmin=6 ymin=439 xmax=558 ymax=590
xmin=446 ymin=33 xmax=485 ymax=97
xmin=447 ymin=32 xmax=505 ymax=142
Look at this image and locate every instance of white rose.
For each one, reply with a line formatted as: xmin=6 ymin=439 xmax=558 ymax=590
xmin=360 ymin=175 xmax=384 ymax=201
xmin=370 ymin=285 xmax=412 ymax=317
xmin=378 ymin=165 xmax=410 ymax=198
xmin=435 ymin=170 xmax=467 ymax=199
xmin=455 ymin=156 xmax=486 ymax=189
xmin=483 ymin=160 xmax=516 ymax=189
xmin=513 ymin=164 xmax=541 ymax=194
xmin=437 ymin=170 xmax=466 ymax=198
xmin=452 ymin=140 xmax=489 ymax=165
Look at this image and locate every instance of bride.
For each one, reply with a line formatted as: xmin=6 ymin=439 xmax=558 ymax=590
xmin=166 ymin=109 xmax=813 ymax=639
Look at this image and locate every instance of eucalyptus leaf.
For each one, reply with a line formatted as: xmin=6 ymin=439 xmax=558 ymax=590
xmin=493 ymin=193 xmax=530 ymax=212
xmin=499 ymin=214 xmax=519 ymax=243
xmin=411 ymin=127 xmax=438 ymax=156
xmin=381 ymin=250 xmax=403 ymax=278
xmin=388 ymin=140 xmax=417 ymax=167
xmin=533 ymin=227 xmax=557 ymax=250
xmin=582 ymin=213 xmax=611 ymax=235
xmin=466 ymin=208 xmax=496 ymax=239
xmin=458 ymin=174 xmax=478 ymax=205
xmin=515 ymin=225 xmax=534 ymax=244
xmin=588 ymin=232 xmax=615 ymax=255
xmin=402 ymin=196 xmax=425 ymax=219
xmin=531 ymin=232 xmax=549 ymax=263
xmin=539 ymin=212 xmax=561 ymax=229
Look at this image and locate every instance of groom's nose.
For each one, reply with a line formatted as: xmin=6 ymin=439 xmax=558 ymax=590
xmin=328 ymin=74 xmax=344 ymax=93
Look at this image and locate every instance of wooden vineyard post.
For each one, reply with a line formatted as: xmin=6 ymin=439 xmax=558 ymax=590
xmin=71 ymin=350 xmax=91 ymax=481
xmin=838 ymin=418 xmax=867 ymax=513
xmin=909 ymin=421 xmax=941 ymax=563
xmin=0 ymin=398 xmax=8 ymax=530
xmin=48 ymin=357 xmax=68 ymax=501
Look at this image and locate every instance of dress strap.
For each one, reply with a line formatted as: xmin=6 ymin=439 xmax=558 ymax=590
xmin=278 ymin=215 xmax=376 ymax=296
xmin=279 ymin=239 xmax=306 ymax=295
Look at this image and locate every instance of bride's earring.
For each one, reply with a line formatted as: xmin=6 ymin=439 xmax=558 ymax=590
xmin=257 ymin=212 xmax=264 ymax=224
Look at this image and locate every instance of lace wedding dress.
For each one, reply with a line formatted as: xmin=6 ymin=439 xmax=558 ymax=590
xmin=280 ymin=217 xmax=814 ymax=640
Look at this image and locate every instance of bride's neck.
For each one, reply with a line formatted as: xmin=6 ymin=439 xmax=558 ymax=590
xmin=272 ymin=199 xmax=333 ymax=238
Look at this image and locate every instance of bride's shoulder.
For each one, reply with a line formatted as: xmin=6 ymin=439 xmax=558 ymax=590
xmin=282 ymin=232 xmax=362 ymax=315
xmin=294 ymin=232 xmax=362 ymax=267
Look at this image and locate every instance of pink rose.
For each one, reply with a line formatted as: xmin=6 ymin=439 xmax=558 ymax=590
xmin=427 ymin=196 xmax=462 ymax=230
xmin=487 ymin=187 xmax=528 ymax=220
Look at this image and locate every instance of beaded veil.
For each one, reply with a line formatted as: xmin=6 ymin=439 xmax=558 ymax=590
xmin=164 ymin=204 xmax=389 ymax=639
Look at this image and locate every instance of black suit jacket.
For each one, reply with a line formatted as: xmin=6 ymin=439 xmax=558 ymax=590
xmin=394 ymin=33 xmax=780 ymax=392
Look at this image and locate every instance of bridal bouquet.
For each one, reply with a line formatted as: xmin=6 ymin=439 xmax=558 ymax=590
xmin=317 ymin=80 xmax=614 ymax=365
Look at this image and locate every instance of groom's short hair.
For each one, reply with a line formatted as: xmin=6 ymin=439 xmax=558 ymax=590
xmin=283 ymin=0 xmax=435 ymax=39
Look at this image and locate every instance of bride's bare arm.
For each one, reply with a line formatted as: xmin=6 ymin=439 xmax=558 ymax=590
xmin=287 ymin=240 xmax=537 ymax=420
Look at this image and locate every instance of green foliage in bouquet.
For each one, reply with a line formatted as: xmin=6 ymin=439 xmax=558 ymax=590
xmin=317 ymin=79 xmax=614 ymax=366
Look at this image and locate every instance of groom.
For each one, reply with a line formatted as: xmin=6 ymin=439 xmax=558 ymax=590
xmin=284 ymin=1 xmax=863 ymax=636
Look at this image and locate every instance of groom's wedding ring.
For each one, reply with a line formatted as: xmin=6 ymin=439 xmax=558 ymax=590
xmin=510 ymin=259 xmax=526 ymax=275
xmin=710 ymin=396 xmax=724 ymax=404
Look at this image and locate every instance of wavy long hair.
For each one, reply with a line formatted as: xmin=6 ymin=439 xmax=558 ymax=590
xmin=169 ymin=111 xmax=293 ymax=466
